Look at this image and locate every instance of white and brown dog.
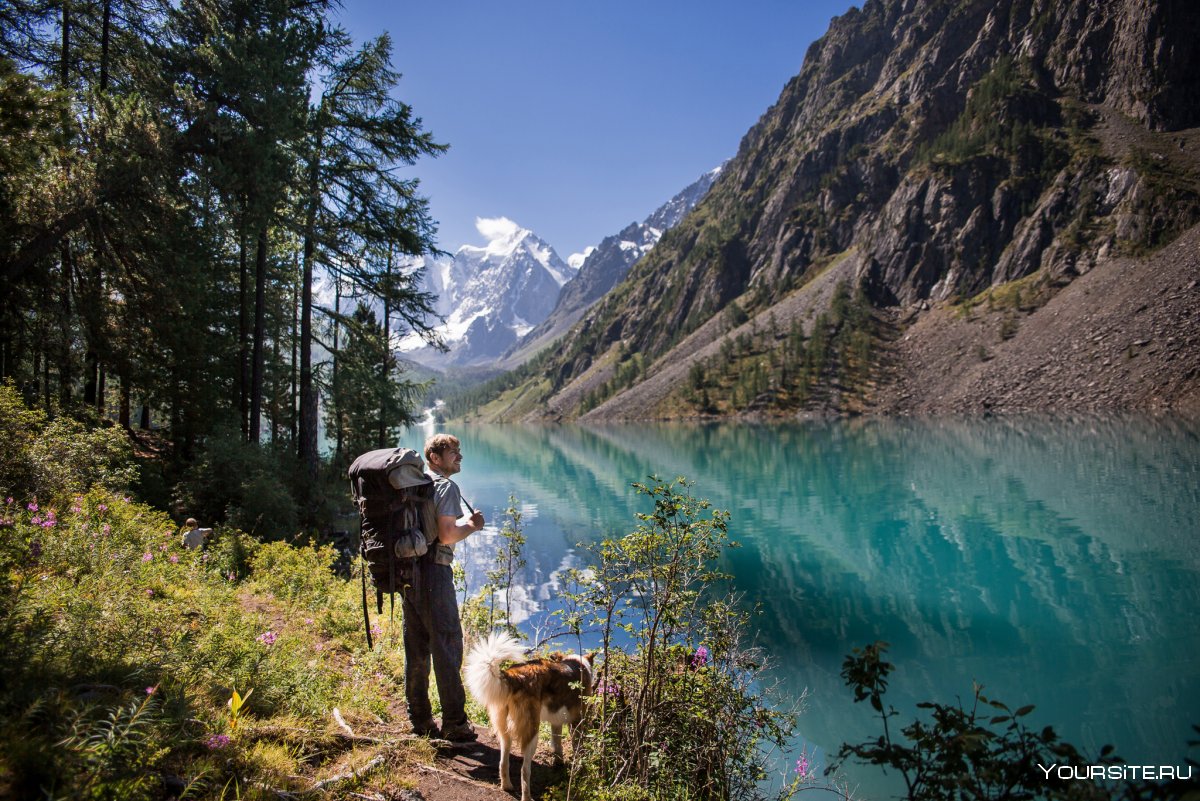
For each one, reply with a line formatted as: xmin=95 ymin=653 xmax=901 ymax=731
xmin=464 ymin=632 xmax=594 ymax=801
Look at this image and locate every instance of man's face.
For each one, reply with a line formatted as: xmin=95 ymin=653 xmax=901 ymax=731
xmin=430 ymin=445 xmax=462 ymax=476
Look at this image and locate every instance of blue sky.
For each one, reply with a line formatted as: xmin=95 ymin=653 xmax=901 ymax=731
xmin=334 ymin=1 xmax=857 ymax=261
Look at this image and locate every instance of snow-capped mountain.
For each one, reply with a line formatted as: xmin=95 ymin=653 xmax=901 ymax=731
xmin=500 ymin=165 xmax=723 ymax=367
xmin=401 ymin=217 xmax=576 ymax=368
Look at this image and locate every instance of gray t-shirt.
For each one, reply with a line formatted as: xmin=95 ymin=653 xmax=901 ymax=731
xmin=427 ymin=470 xmax=463 ymax=562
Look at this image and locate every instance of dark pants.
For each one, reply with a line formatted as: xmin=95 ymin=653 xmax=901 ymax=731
xmin=402 ymin=561 xmax=467 ymax=727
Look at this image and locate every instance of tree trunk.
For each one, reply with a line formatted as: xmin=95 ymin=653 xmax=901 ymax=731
xmin=332 ymin=273 xmax=342 ymax=463
xmin=249 ymin=225 xmax=267 ymax=443
xmin=119 ymin=373 xmax=131 ymax=428
xmin=99 ymin=0 xmax=111 ymax=93
xmin=239 ymin=226 xmax=249 ymax=440
xmin=139 ymin=403 xmax=150 ymax=430
xmin=379 ymin=241 xmax=391 ymax=448
xmin=298 ymin=137 xmax=323 ymax=480
xmin=291 ymin=273 xmax=298 ymax=444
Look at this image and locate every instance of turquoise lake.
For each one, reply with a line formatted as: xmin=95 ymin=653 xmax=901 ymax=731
xmin=401 ymin=417 xmax=1200 ymax=793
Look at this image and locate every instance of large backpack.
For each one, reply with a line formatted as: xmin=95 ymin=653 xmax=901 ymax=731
xmin=347 ymin=448 xmax=440 ymax=640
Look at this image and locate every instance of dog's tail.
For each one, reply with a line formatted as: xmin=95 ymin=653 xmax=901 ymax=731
xmin=465 ymin=631 xmax=526 ymax=709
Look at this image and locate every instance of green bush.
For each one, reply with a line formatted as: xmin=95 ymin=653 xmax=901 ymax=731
xmin=174 ymin=431 xmax=299 ymax=539
xmin=0 ymin=383 xmax=138 ymax=502
xmin=556 ymin=478 xmax=805 ymax=801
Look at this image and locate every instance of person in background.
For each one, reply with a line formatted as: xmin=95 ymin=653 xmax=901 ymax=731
xmin=402 ymin=433 xmax=485 ymax=741
xmin=180 ymin=518 xmax=207 ymax=550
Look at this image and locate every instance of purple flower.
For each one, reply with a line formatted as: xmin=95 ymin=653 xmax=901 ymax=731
xmin=97 ymin=504 xmax=108 ymax=512
xmin=159 ymin=543 xmax=169 ymax=551
xmin=691 ymin=645 xmax=710 ymax=668
xmin=145 ymin=685 xmax=157 ymax=695
xmin=205 ymin=733 xmax=231 ymax=750
xmin=41 ymin=519 xmax=55 ymax=528
xmin=169 ymin=554 xmax=179 ymax=564
xmin=142 ymin=552 xmax=153 ymax=562
xmin=70 ymin=505 xmax=83 ymax=514
xmin=146 ymin=589 xmax=155 ymax=597
xmin=5 ymin=497 xmax=12 ymax=505
xmin=27 ymin=502 xmax=38 ymax=512
xmin=30 ymin=516 xmax=41 ymax=526
xmin=102 ymin=524 xmax=111 ymax=535
xmin=256 ymin=630 xmax=277 ymax=646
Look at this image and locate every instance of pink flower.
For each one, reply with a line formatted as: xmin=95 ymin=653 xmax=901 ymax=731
xmin=159 ymin=543 xmax=168 ymax=551
xmin=142 ymin=552 xmax=153 ymax=562
xmin=205 ymin=733 xmax=231 ymax=750
xmin=41 ymin=519 xmax=55 ymax=528
xmin=145 ymin=685 xmax=157 ymax=695
xmin=257 ymin=630 xmax=277 ymax=646
xmin=314 ymin=643 xmax=324 ymax=651
xmin=304 ymin=618 xmax=314 ymax=626
xmin=97 ymin=504 xmax=108 ymax=512
xmin=30 ymin=516 xmax=41 ymax=525
xmin=27 ymin=502 xmax=38 ymax=512
xmin=169 ymin=554 xmax=179 ymax=564
xmin=70 ymin=505 xmax=83 ymax=514
xmin=691 ymin=645 xmax=710 ymax=667
xmin=102 ymin=524 xmax=111 ymax=535
xmin=5 ymin=497 xmax=13 ymax=505
xmin=145 ymin=589 xmax=154 ymax=597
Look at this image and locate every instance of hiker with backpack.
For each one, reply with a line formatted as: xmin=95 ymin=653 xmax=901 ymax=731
xmin=402 ymin=432 xmax=485 ymax=741
xmin=347 ymin=440 xmax=481 ymax=741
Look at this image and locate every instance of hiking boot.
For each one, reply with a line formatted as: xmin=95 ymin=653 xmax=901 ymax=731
xmin=411 ymin=719 xmax=440 ymax=738
xmin=441 ymin=721 xmax=477 ymax=742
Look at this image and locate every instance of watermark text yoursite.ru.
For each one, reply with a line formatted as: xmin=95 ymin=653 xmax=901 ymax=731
xmin=1038 ymin=764 xmax=1194 ymax=781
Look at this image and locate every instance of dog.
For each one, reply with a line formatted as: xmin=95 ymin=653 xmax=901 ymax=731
xmin=464 ymin=632 xmax=594 ymax=801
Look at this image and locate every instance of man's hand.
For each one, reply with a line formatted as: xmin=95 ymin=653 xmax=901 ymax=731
xmin=469 ymin=509 xmax=485 ymax=532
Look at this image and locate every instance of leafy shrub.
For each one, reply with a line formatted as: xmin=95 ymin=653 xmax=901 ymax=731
xmin=174 ymin=430 xmax=299 ymax=539
xmin=249 ymin=540 xmax=341 ymax=608
xmin=834 ymin=642 xmax=1199 ymax=801
xmin=0 ymin=383 xmax=138 ymax=502
xmin=557 ymin=478 xmax=803 ymax=801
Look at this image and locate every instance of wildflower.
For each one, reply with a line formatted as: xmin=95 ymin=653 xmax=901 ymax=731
xmin=5 ymin=497 xmax=12 ymax=505
xmin=102 ymin=523 xmax=111 ymax=535
xmin=123 ymin=496 xmax=131 ymax=503
xmin=304 ymin=618 xmax=314 ymax=626
xmin=691 ymin=645 xmax=710 ymax=668
xmin=205 ymin=733 xmax=231 ymax=750
xmin=160 ymin=543 xmax=169 ymax=551
xmin=313 ymin=643 xmax=324 ymax=652
xmin=370 ymin=624 xmax=382 ymax=637
xmin=256 ymin=630 xmax=277 ymax=646
xmin=70 ymin=505 xmax=83 ymax=514
xmin=31 ymin=516 xmax=41 ymax=526
xmin=169 ymin=554 xmax=179 ymax=564
xmin=146 ymin=589 xmax=155 ymax=597
xmin=146 ymin=685 xmax=157 ymax=695
xmin=142 ymin=552 xmax=153 ymax=562
xmin=27 ymin=502 xmax=38 ymax=512
xmin=97 ymin=504 xmax=108 ymax=512
xmin=795 ymin=754 xmax=812 ymax=780
xmin=226 ymin=571 xmax=236 ymax=582
xmin=41 ymin=519 xmax=55 ymax=528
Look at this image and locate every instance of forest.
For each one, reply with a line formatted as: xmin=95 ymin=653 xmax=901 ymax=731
xmin=1 ymin=0 xmax=444 ymax=529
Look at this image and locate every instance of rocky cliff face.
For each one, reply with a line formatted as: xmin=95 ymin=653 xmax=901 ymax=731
xmin=465 ymin=0 xmax=1200 ymax=421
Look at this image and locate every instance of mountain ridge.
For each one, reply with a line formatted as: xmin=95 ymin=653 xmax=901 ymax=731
xmin=457 ymin=0 xmax=1200 ymax=422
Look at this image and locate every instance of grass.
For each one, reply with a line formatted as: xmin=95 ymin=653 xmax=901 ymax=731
xmin=0 ymin=482 xmax=425 ymax=799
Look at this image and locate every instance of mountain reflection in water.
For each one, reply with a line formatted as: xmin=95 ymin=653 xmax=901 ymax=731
xmin=401 ymin=416 xmax=1200 ymax=790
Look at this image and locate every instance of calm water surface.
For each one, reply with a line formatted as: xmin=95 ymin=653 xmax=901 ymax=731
xmin=402 ymin=417 xmax=1200 ymax=794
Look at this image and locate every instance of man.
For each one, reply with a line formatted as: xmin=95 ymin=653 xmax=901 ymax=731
xmin=402 ymin=432 xmax=485 ymax=741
